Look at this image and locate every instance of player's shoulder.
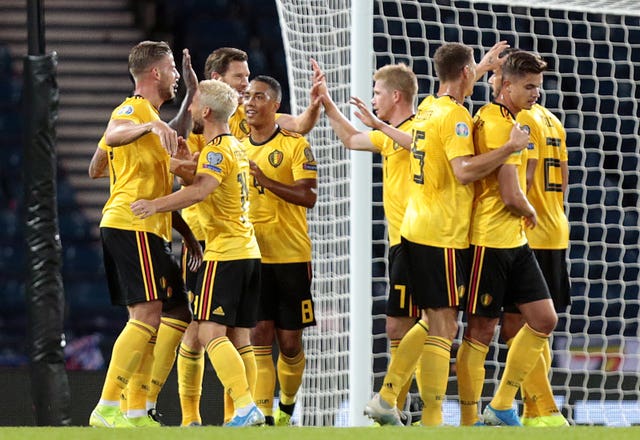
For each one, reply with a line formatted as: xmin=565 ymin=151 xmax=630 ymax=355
xmin=278 ymin=127 xmax=304 ymax=139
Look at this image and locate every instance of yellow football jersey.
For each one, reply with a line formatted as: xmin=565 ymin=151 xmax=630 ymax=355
xmin=243 ymin=128 xmax=317 ymax=263
xmin=470 ymin=103 xmax=528 ymax=248
xmin=195 ymin=134 xmax=261 ymax=261
xmin=519 ymin=104 xmax=569 ymax=249
xmin=400 ymin=95 xmax=475 ymax=249
xmin=368 ymin=116 xmax=413 ymax=247
xmin=99 ymin=96 xmax=173 ymax=241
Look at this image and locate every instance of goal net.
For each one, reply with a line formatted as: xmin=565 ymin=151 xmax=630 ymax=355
xmin=276 ymin=0 xmax=640 ymax=427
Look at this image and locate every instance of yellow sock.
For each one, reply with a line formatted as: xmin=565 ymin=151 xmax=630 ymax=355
xmin=456 ymin=338 xmax=489 ymax=425
xmin=127 ymin=336 xmax=155 ymax=417
xmin=119 ymin=388 xmax=128 ymax=414
xmin=237 ymin=346 xmax=258 ymax=421
xmin=419 ymin=336 xmax=452 ymax=426
xmin=100 ymin=319 xmax=156 ymax=402
xmin=148 ymin=317 xmax=188 ymax=405
xmin=253 ymin=345 xmax=275 ymax=416
xmin=177 ymin=342 xmax=204 ymax=426
xmin=239 ymin=345 xmax=257 ymax=396
xmin=491 ymin=324 xmax=548 ymax=410
xmin=277 ymin=351 xmax=305 ymax=405
xmin=223 ymin=390 xmax=234 ymax=424
xmin=521 ymin=339 xmax=558 ymax=417
xmin=390 ymin=340 xmax=413 ymax=411
xmin=379 ymin=320 xmax=428 ymax=407
xmin=205 ymin=336 xmax=252 ymax=410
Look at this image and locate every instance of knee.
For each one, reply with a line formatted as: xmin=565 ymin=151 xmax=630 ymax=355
xmin=279 ymin=340 xmax=302 ymax=358
xmin=385 ymin=317 xmax=415 ymax=340
xmin=464 ymin=316 xmax=498 ymax=346
xmin=529 ymin=312 xmax=558 ymax=335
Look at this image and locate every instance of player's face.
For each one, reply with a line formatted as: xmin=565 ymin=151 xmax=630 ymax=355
xmin=216 ymin=60 xmax=250 ymax=104
xmin=156 ymin=54 xmax=180 ymax=103
xmin=243 ymin=81 xmax=279 ymax=126
xmin=371 ymin=80 xmax=394 ymax=121
xmin=188 ymin=89 xmax=205 ymax=135
xmin=488 ymin=67 xmax=504 ymax=98
xmin=463 ymin=60 xmax=477 ymax=97
xmin=505 ymin=72 xmax=542 ymax=111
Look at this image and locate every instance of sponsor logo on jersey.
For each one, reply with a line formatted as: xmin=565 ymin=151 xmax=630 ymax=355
xmin=455 ymin=122 xmax=470 ymax=137
xmin=269 ymin=149 xmax=283 ymax=167
xmin=116 ymin=105 xmax=134 ymax=116
xmin=303 ymin=163 xmax=317 ymax=171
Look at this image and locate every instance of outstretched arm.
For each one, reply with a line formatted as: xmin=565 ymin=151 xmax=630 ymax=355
xmin=131 ymin=173 xmax=219 ymax=218
xmin=317 ymin=74 xmax=377 ymax=152
xmin=276 ymin=58 xmax=324 ymax=134
xmin=450 ymin=122 xmax=529 ymax=185
xmin=168 ymin=49 xmax=198 ymax=138
xmin=349 ymin=96 xmax=413 ymax=149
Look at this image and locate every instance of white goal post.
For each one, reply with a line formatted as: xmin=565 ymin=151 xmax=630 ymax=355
xmin=276 ymin=0 xmax=640 ymax=427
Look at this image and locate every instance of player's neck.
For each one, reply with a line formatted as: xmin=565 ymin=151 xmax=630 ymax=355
xmin=436 ymin=83 xmax=464 ymax=105
xmin=494 ymin=94 xmax=521 ymax=118
xmin=203 ymin=121 xmax=231 ymax=142
xmin=133 ymin=83 xmax=164 ymax=110
xmin=387 ymin=104 xmax=415 ymax=127
xmin=249 ymin=122 xmax=278 ymax=144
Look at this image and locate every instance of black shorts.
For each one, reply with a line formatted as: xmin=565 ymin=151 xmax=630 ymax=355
xmin=258 ymin=262 xmax=316 ymax=330
xmin=466 ymin=244 xmax=550 ymax=318
xmin=401 ymin=237 xmax=469 ymax=309
xmin=181 ymin=240 xmax=206 ymax=301
xmin=101 ymin=227 xmax=188 ymax=309
xmin=532 ymin=248 xmax=571 ymax=312
xmin=386 ymin=243 xmax=420 ymax=318
xmin=194 ymin=258 xmax=261 ymax=328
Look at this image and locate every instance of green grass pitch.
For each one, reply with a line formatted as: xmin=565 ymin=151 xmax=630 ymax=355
xmin=0 ymin=426 xmax=638 ymax=440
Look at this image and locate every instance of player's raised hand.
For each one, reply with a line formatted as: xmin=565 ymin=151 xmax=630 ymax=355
xmin=182 ymin=48 xmax=198 ymax=95
xmin=350 ymin=96 xmax=383 ymax=130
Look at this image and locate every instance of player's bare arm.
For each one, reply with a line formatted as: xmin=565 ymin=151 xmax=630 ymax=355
xmin=276 ymin=58 xmax=324 ymax=135
xmin=475 ymin=40 xmax=510 ymax=81
xmin=249 ymin=160 xmax=317 ymax=208
xmin=450 ymin=122 xmax=529 ymax=185
xmin=88 ymin=146 xmax=109 ymax=179
xmin=168 ymin=48 xmax=198 ymax=138
xmin=350 ymin=95 xmax=412 ymax=149
xmin=319 ymin=87 xmax=377 ymax=152
xmin=170 ymin=137 xmax=198 ymax=185
xmin=171 ymin=210 xmax=203 ymax=272
xmin=105 ymin=118 xmax=178 ymax=156
xmin=131 ymin=172 xmax=220 ymax=219
xmin=497 ymin=163 xmax=537 ymax=228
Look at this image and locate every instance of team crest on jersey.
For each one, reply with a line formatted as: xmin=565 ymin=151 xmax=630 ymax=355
xmin=116 ymin=105 xmax=134 ymax=116
xmin=480 ymin=293 xmax=493 ymax=307
xmin=203 ymin=151 xmax=223 ymax=172
xmin=455 ymin=122 xmax=470 ymax=137
xmin=269 ymin=149 xmax=284 ymax=167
